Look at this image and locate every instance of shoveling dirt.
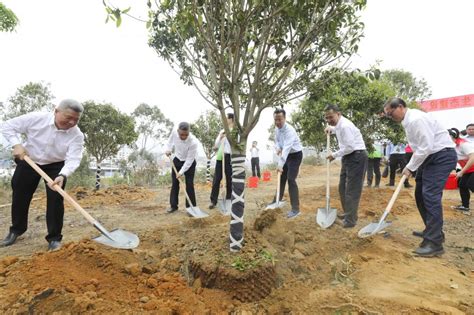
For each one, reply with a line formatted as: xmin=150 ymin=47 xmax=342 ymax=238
xmin=0 ymin=164 xmax=473 ymax=313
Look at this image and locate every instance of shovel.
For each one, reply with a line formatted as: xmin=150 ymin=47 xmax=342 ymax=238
xmin=218 ymin=142 xmax=232 ymax=216
xmin=316 ymin=133 xmax=337 ymax=229
xmin=169 ymin=156 xmax=209 ymax=218
xmin=265 ymin=171 xmax=286 ymax=210
xmin=358 ymin=174 xmax=407 ymax=238
xmin=24 ymin=155 xmax=139 ymax=249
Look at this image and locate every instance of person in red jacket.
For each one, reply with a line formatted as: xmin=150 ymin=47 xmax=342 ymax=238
xmin=448 ymin=128 xmax=474 ymax=212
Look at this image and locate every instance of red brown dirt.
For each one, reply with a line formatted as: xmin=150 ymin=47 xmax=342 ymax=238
xmin=0 ymin=164 xmax=473 ymax=314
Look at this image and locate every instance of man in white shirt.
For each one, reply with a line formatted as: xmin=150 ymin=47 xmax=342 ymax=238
xmin=384 ymin=97 xmax=457 ymax=257
xmin=209 ymin=113 xmax=234 ymax=209
xmin=272 ymin=108 xmax=303 ymax=219
xmin=0 ymin=99 xmax=84 ymax=251
xmin=463 ymin=123 xmax=474 ymax=142
xmin=325 ymin=104 xmax=367 ymax=228
xmin=249 ymin=141 xmax=261 ymax=178
xmin=165 ymin=122 xmax=199 ymax=213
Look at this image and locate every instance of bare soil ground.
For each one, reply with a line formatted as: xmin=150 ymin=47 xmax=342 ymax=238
xmin=0 ymin=164 xmax=472 ymax=314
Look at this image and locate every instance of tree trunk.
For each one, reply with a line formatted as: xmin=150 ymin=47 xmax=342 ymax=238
xmin=206 ymin=159 xmax=211 ymax=184
xmin=95 ymin=162 xmax=101 ymax=190
xmin=229 ymin=153 xmax=246 ymax=252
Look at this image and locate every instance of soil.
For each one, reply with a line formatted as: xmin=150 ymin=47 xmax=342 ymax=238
xmin=0 ymin=164 xmax=473 ymax=314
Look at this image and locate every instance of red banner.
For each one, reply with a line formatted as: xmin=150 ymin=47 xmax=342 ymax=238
xmin=419 ymin=94 xmax=474 ymax=112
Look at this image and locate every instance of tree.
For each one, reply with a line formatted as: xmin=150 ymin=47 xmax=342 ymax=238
xmin=106 ymin=0 xmax=366 ymax=251
xmin=191 ymin=110 xmax=222 ymax=183
xmin=1 ymin=82 xmax=54 ymax=120
xmin=293 ymin=69 xmax=408 ymax=152
xmin=381 ymin=69 xmax=432 ymax=102
xmin=0 ymin=2 xmax=18 ymax=32
xmin=79 ymin=101 xmax=138 ymax=189
xmin=131 ymin=103 xmax=173 ymax=150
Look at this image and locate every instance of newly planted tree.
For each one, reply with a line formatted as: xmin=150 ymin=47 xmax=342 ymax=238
xmin=106 ymin=0 xmax=366 ymax=251
xmin=79 ymin=101 xmax=138 ymax=189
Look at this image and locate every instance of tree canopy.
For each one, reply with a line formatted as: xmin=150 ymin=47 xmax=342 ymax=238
xmin=132 ymin=103 xmax=173 ymax=150
xmin=0 ymin=2 xmax=18 ymax=32
xmin=381 ymin=69 xmax=432 ymax=102
xmin=1 ymin=82 xmax=54 ymax=120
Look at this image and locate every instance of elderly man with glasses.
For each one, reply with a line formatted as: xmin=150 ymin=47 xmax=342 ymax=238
xmin=383 ymin=97 xmax=457 ymax=257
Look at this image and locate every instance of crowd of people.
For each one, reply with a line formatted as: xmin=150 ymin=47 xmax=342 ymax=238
xmin=0 ymin=98 xmax=472 ymax=258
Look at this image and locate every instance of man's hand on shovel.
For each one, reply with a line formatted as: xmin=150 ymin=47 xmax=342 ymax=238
xmin=12 ymin=144 xmax=27 ymax=160
xmin=48 ymin=175 xmax=65 ymax=192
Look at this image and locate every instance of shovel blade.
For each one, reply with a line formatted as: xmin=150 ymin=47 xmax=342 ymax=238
xmin=265 ymin=201 xmax=286 ymax=210
xmin=358 ymin=221 xmax=392 ymax=238
xmin=92 ymin=228 xmax=140 ymax=249
xmin=316 ymin=207 xmax=337 ymax=229
xmin=219 ymin=199 xmax=232 ymax=216
xmin=186 ymin=206 xmax=209 ymax=218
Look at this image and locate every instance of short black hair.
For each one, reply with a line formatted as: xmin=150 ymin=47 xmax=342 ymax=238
xmin=178 ymin=122 xmax=190 ymax=131
xmin=324 ymin=104 xmax=341 ymax=113
xmin=227 ymin=113 xmax=234 ymax=120
xmin=447 ymin=127 xmax=460 ymax=139
xmin=466 ymin=123 xmax=474 ymax=129
xmin=385 ymin=97 xmax=407 ymax=109
xmin=274 ymin=108 xmax=286 ymax=117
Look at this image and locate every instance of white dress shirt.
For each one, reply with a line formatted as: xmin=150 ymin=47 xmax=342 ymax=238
xmin=464 ymin=135 xmax=474 ymax=143
xmin=402 ymin=108 xmax=455 ymax=171
xmin=250 ymin=147 xmax=259 ymax=158
xmin=329 ymin=116 xmax=366 ymax=158
xmin=0 ymin=112 xmax=84 ymax=177
xmin=455 ymin=140 xmax=474 ymax=161
xmin=166 ymin=130 xmax=198 ymax=175
xmin=275 ymin=123 xmax=302 ymax=168
xmin=214 ymin=130 xmax=231 ymax=154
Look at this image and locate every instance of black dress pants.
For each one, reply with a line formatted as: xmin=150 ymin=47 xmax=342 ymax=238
xmin=251 ymin=157 xmax=261 ymax=178
xmin=170 ymin=157 xmax=197 ymax=209
xmin=210 ymin=154 xmax=232 ymax=204
xmin=10 ymin=160 xmax=66 ymax=242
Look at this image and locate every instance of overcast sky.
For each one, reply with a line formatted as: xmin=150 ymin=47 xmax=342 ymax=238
xmin=1 ymin=0 xmax=473 ymax=160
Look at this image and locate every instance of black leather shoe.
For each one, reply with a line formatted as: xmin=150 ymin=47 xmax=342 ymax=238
xmin=412 ymin=230 xmax=424 ymax=238
xmin=343 ymin=221 xmax=356 ymax=228
xmin=48 ymin=241 xmax=61 ymax=251
xmin=0 ymin=232 xmax=19 ymax=247
xmin=166 ymin=207 xmax=178 ymax=213
xmin=337 ymin=213 xmax=345 ymax=219
xmin=404 ymin=183 xmax=413 ymax=188
xmin=208 ymin=203 xmax=216 ymax=210
xmin=414 ymin=241 xmax=444 ymax=257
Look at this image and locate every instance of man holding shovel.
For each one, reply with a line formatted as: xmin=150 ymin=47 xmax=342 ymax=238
xmin=0 ymin=99 xmax=84 ymax=251
xmin=165 ymin=122 xmax=199 ymax=213
xmin=208 ymin=113 xmax=234 ymax=209
xmin=384 ymin=97 xmax=456 ymax=257
xmin=272 ymin=108 xmax=303 ymax=219
xmin=324 ymin=104 xmax=367 ymax=228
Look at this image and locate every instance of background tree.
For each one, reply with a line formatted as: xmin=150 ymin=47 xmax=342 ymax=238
xmin=381 ymin=69 xmax=432 ymax=102
xmin=0 ymin=82 xmax=54 ymax=120
xmin=106 ymin=0 xmax=366 ymax=252
xmin=131 ymin=103 xmax=173 ymax=151
xmin=191 ymin=110 xmax=221 ymax=183
xmin=293 ymin=68 xmax=409 ymax=151
xmin=79 ymin=101 xmax=138 ymax=189
xmin=0 ymin=2 xmax=18 ymax=32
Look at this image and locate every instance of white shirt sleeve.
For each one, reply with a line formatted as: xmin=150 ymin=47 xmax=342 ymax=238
xmin=333 ymin=127 xmax=356 ymax=158
xmin=406 ymin=120 xmax=435 ymax=171
xmin=0 ymin=113 xmax=33 ymax=146
xmin=278 ymin=128 xmax=296 ymax=168
xmin=59 ymin=133 xmax=84 ymax=177
xmin=179 ymin=141 xmax=198 ymax=175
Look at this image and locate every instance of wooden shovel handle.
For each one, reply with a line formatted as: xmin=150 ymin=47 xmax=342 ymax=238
xmin=379 ymin=174 xmax=408 ymax=222
xmin=23 ymin=155 xmax=97 ymax=225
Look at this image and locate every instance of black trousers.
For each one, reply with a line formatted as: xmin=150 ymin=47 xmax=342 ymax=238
xmin=415 ymin=148 xmax=457 ymax=246
xmin=170 ymin=158 xmax=196 ymax=209
xmin=274 ymin=151 xmax=303 ymax=211
xmin=389 ymin=153 xmax=410 ymax=186
xmin=367 ymin=157 xmax=381 ymax=186
xmin=210 ymin=154 xmax=232 ymax=204
xmin=458 ymin=172 xmax=474 ymax=208
xmin=339 ymin=150 xmax=368 ymax=225
xmin=251 ymin=157 xmax=261 ymax=178
xmin=10 ymin=160 xmax=66 ymax=242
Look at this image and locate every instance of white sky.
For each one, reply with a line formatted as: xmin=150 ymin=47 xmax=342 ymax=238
xmin=1 ymin=0 xmax=473 ymax=161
